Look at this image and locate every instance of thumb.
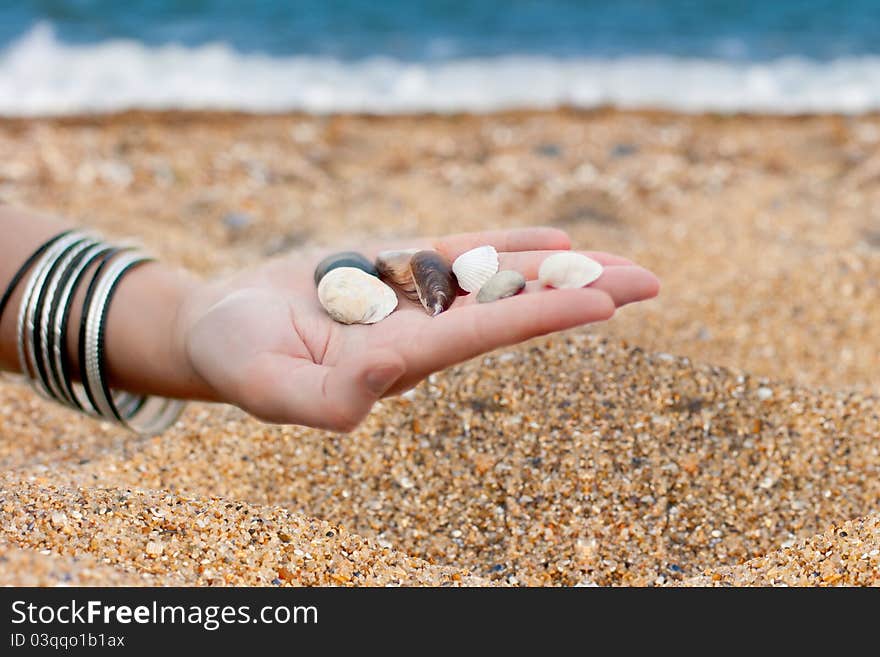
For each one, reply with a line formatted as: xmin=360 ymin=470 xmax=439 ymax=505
xmin=323 ymin=348 xmax=406 ymax=431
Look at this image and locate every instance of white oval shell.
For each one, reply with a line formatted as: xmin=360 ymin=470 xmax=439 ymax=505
xmin=317 ymin=267 xmax=398 ymax=324
xmin=452 ymin=245 xmax=499 ymax=293
xmin=538 ymin=252 xmax=604 ymax=289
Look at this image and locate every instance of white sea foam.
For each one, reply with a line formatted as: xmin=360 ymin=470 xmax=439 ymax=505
xmin=3 ymin=23 xmax=880 ymax=115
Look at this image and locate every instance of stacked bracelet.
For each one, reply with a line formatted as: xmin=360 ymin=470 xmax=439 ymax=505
xmin=1 ymin=229 xmax=185 ymax=435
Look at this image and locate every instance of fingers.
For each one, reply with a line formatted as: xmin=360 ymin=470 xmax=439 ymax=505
xmin=434 ymin=227 xmax=571 ymax=260
xmin=588 ymin=265 xmax=660 ymax=306
xmin=497 ymin=250 xmax=635 ymax=278
xmin=244 ymin=349 xmax=405 ymax=432
xmin=397 ymin=286 xmax=615 ymax=380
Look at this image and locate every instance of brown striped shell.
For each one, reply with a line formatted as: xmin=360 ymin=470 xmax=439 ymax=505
xmin=410 ymin=250 xmax=456 ymax=316
xmin=375 ymin=248 xmax=420 ymax=302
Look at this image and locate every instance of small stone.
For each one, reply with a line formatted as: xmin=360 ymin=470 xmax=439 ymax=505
xmin=476 ymin=270 xmax=526 ymax=303
xmin=313 ymin=251 xmax=378 ymax=286
xmin=757 ymin=387 xmax=773 ymax=401
xmin=535 ymin=143 xmax=562 ymax=158
xmin=610 ymin=143 xmax=638 ymax=158
xmin=222 ymin=211 xmax=253 ymax=232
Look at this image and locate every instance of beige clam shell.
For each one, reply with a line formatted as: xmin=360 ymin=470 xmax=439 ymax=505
xmin=452 ymin=245 xmax=499 ymax=293
xmin=317 ymin=267 xmax=398 ymax=324
xmin=538 ymin=252 xmax=604 ymax=289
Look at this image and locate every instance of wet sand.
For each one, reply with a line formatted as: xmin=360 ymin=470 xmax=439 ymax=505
xmin=1 ymin=109 xmax=878 ymax=586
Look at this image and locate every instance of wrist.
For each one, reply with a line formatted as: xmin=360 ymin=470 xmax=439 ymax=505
xmin=102 ymin=262 xmax=217 ymax=402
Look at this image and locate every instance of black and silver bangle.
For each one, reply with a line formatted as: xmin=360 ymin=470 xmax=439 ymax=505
xmin=47 ymin=240 xmax=106 ymax=409
xmin=54 ymin=244 xmax=118 ymax=411
xmin=34 ymin=236 xmax=96 ymax=403
xmin=0 ymin=229 xmax=72 ymax=327
xmin=41 ymin=238 xmax=97 ymax=403
xmin=81 ymin=251 xmax=152 ymax=422
xmin=16 ymin=231 xmax=88 ymax=396
xmin=81 ymin=250 xmax=186 ymax=434
xmin=77 ymin=247 xmax=127 ymax=417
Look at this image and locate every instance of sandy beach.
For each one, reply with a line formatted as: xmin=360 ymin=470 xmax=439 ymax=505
xmin=1 ymin=109 xmax=878 ymax=586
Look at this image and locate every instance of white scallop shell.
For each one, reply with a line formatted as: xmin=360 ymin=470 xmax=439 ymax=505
xmin=538 ymin=252 xmax=604 ymax=289
xmin=317 ymin=267 xmax=398 ymax=324
xmin=452 ymin=245 xmax=499 ymax=293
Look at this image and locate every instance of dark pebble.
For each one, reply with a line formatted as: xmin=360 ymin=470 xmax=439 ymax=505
xmin=610 ymin=143 xmax=638 ymax=158
xmin=535 ymin=143 xmax=562 ymax=158
xmin=313 ymin=251 xmax=379 ymax=286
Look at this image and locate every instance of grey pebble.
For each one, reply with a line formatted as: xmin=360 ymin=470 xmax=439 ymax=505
xmin=222 ymin=211 xmax=253 ymax=231
xmin=476 ymin=270 xmax=526 ymax=303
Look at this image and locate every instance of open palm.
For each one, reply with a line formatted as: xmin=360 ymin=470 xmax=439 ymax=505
xmin=182 ymin=227 xmax=659 ymax=431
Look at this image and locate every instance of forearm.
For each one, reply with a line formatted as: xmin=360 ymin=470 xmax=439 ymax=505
xmin=0 ymin=205 xmax=215 ymax=402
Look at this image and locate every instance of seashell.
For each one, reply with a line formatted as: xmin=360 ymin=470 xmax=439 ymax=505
xmin=476 ymin=270 xmax=526 ymax=303
xmin=317 ymin=267 xmax=398 ymax=324
xmin=410 ymin=250 xmax=456 ymax=316
xmin=314 ymin=251 xmax=378 ymax=287
xmin=538 ymin=252 xmax=604 ymax=289
xmin=375 ymin=248 xmax=420 ymax=301
xmin=452 ymin=245 xmax=499 ymax=294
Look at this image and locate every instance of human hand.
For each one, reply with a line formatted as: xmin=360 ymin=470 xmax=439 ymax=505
xmin=179 ymin=227 xmax=659 ymax=431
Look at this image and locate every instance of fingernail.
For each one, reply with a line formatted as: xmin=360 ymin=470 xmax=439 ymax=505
xmin=365 ymin=365 xmax=402 ymax=396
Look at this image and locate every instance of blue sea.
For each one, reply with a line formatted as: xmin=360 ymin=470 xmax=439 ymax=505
xmin=2 ymin=0 xmax=880 ymax=115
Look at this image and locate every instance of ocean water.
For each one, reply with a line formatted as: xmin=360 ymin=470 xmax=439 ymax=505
xmin=2 ymin=0 xmax=880 ymax=115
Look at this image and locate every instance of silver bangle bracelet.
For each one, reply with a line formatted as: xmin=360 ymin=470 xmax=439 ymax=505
xmin=81 ymin=251 xmax=148 ymax=421
xmin=50 ymin=242 xmax=113 ymax=410
xmin=38 ymin=236 xmax=99 ymax=404
xmin=81 ymin=250 xmax=186 ymax=435
xmin=16 ymin=231 xmax=89 ymax=397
